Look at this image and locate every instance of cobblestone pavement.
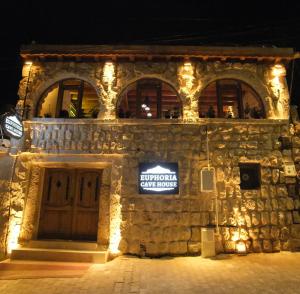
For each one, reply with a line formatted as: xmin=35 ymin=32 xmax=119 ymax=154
xmin=1 ymin=252 xmax=300 ymax=294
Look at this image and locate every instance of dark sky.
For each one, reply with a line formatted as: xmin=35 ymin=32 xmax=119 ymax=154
xmin=1 ymin=1 xmax=300 ymax=114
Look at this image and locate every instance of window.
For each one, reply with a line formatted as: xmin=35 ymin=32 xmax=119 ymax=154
xmin=117 ymin=78 xmax=181 ymax=119
xmin=239 ymin=163 xmax=261 ymax=190
xmin=199 ymin=79 xmax=265 ymax=119
xmin=37 ymin=79 xmax=99 ymax=118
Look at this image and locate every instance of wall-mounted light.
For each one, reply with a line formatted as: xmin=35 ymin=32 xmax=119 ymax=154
xmin=271 ymin=64 xmax=286 ymax=77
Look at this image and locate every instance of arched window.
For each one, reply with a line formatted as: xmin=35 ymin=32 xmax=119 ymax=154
xmin=199 ymin=79 xmax=265 ymax=119
xmin=117 ymin=78 xmax=182 ymax=119
xmin=37 ymin=79 xmax=99 ymax=118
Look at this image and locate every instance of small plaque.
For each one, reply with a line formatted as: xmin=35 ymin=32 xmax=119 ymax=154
xmin=284 ymin=163 xmax=297 ymax=177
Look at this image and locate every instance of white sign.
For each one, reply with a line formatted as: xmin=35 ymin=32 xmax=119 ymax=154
xmin=2 ymin=113 xmax=23 ymax=139
xmin=139 ymin=163 xmax=179 ymax=194
xmin=201 ymin=167 xmax=216 ymax=192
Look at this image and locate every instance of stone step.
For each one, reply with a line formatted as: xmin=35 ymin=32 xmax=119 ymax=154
xmin=11 ymin=247 xmax=108 ymax=263
xmin=25 ymin=240 xmax=104 ymax=251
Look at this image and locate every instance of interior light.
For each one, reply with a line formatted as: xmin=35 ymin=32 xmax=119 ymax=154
xmin=141 ymin=104 xmax=147 ymax=109
xmin=145 ymin=106 xmax=150 ymax=111
xmin=147 ymin=113 xmax=152 ymax=117
xmin=25 ymin=61 xmax=33 ymax=66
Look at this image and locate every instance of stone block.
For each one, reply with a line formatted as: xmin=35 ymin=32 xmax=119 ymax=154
xmin=190 ymin=213 xmax=201 ymax=225
xmin=262 ymin=239 xmax=273 ymax=252
xmin=278 ymin=212 xmax=285 ymax=226
xmin=260 ymin=226 xmax=270 ymax=239
xmin=128 ymin=240 xmax=140 ymax=255
xmin=271 ymin=212 xmax=278 ymax=225
xmin=272 ymin=169 xmax=280 ymax=184
xmin=272 ymin=240 xmax=281 ymax=252
xmin=188 ymin=241 xmax=201 ymax=254
xmin=157 ymin=242 xmax=169 ymax=255
xmin=169 ymin=241 xmax=187 ymax=255
xmin=291 ymin=224 xmax=300 ymax=238
xmin=249 ymin=228 xmax=259 ymax=240
xmin=261 ymin=185 xmax=270 ymax=199
xmin=146 ymin=242 xmax=159 ymax=256
xmin=224 ymin=241 xmax=236 ymax=253
xmin=271 ymin=226 xmax=280 ymax=239
xmin=293 ymin=211 xmax=300 ymax=224
xmin=191 ymin=227 xmax=201 ymax=242
xmin=286 ymin=198 xmax=295 ymax=210
xmin=261 ymin=212 xmax=270 ymax=225
xmin=287 ymin=185 xmax=297 ymax=198
xmin=252 ymin=240 xmax=262 ymax=252
xmin=251 ymin=212 xmax=260 ymax=226
xmin=277 ymin=185 xmax=288 ymax=197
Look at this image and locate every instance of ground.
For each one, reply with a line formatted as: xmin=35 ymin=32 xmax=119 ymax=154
xmin=0 ymin=252 xmax=300 ymax=294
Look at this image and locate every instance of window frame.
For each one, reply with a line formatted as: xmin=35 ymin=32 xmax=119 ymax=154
xmin=199 ymin=79 xmax=265 ymax=119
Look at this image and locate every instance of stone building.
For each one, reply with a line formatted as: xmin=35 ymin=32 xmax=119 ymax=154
xmin=0 ymin=44 xmax=300 ymax=262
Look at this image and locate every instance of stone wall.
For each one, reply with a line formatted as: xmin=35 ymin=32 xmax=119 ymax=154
xmin=15 ymin=118 xmax=298 ymax=256
xmin=18 ymin=60 xmax=290 ymax=120
xmin=0 ymin=154 xmax=14 ymax=259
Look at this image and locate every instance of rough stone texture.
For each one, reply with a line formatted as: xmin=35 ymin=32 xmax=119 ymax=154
xmin=0 ymin=58 xmax=298 ymax=257
xmin=6 ymin=119 xmax=298 ymax=256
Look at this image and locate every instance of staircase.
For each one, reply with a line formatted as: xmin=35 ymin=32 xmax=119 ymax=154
xmin=11 ymin=240 xmax=108 ymax=263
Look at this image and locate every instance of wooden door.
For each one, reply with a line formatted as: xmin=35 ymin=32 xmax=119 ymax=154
xmin=38 ymin=169 xmax=74 ymax=239
xmin=72 ymin=170 xmax=102 ymax=240
xmin=38 ymin=169 xmax=102 ymax=241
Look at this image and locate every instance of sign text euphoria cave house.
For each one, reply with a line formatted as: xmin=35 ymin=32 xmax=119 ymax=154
xmin=139 ymin=163 xmax=179 ymax=194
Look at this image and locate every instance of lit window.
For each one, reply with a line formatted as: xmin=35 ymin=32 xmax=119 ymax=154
xmin=199 ymin=79 xmax=265 ymax=119
xmin=37 ymin=79 xmax=99 ymax=118
xmin=118 ymin=79 xmax=182 ymax=119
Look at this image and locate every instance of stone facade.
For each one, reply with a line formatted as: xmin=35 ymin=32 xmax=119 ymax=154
xmin=0 ymin=45 xmax=299 ymax=258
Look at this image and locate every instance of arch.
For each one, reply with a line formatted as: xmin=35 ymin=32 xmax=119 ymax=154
xmin=198 ymin=78 xmax=266 ymax=119
xmin=117 ymin=77 xmax=182 ymax=119
xmin=35 ymin=77 xmax=101 ymax=118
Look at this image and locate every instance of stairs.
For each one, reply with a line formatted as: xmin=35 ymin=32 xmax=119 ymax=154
xmin=11 ymin=240 xmax=108 ymax=263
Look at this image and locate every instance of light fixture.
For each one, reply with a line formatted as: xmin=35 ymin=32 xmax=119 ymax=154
xmin=235 ymin=240 xmax=247 ymax=255
xmin=145 ymin=106 xmax=150 ymax=111
xmin=271 ymin=64 xmax=286 ymax=77
xmin=141 ymin=103 xmax=147 ymax=109
xmin=25 ymin=60 xmax=33 ymax=66
xmin=147 ymin=113 xmax=152 ymax=117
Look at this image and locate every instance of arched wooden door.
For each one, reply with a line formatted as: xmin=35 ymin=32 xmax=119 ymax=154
xmin=38 ymin=168 xmax=102 ymax=241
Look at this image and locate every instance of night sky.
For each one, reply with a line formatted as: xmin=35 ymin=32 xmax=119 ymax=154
xmin=1 ymin=1 xmax=300 ymax=115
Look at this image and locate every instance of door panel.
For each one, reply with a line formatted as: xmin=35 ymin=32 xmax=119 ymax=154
xmin=38 ymin=169 xmax=74 ymax=239
xmin=72 ymin=171 xmax=102 ymax=240
xmin=38 ymin=169 xmax=102 ymax=241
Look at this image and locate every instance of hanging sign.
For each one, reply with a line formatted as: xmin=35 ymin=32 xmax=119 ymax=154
xmin=139 ymin=162 xmax=179 ymax=194
xmin=1 ymin=113 xmax=24 ymax=139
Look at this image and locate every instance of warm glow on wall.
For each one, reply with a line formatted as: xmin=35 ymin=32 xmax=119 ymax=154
xmin=103 ymin=61 xmax=115 ymax=86
xmin=7 ymin=220 xmax=21 ymax=254
xmin=178 ymin=61 xmax=195 ymax=94
xmin=269 ymin=64 xmax=289 ymax=119
xmin=109 ymin=194 xmax=122 ymax=254
xmin=101 ymin=61 xmax=117 ymax=120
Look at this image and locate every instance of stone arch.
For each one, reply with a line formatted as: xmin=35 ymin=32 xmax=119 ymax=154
xmin=116 ymin=76 xmax=184 ymax=119
xmin=30 ymin=72 xmax=102 ymax=119
xmin=116 ymin=75 xmax=184 ymax=108
xmin=197 ymin=71 xmax=272 ymax=118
